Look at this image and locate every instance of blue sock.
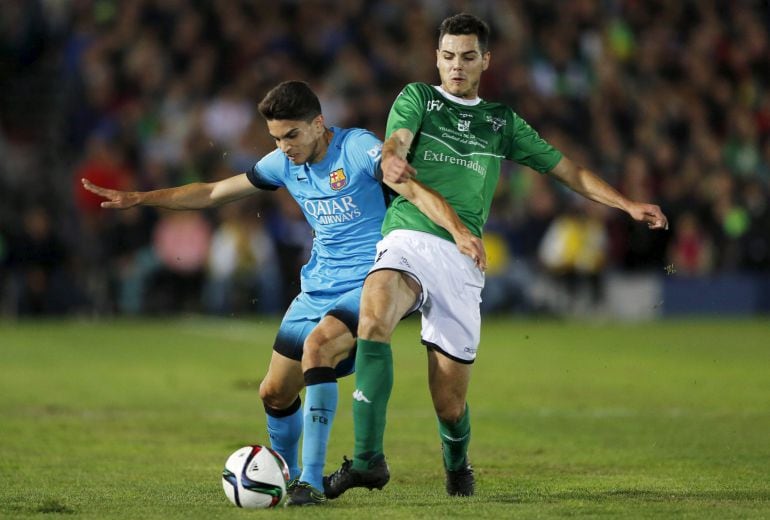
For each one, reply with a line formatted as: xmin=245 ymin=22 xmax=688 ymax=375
xmin=265 ymin=397 xmax=302 ymax=480
xmin=299 ymin=368 xmax=338 ymax=491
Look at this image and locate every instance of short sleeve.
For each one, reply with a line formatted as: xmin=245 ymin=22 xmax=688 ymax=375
xmin=505 ymin=111 xmax=563 ymax=174
xmin=385 ymin=83 xmax=426 ymax=139
xmin=246 ymin=148 xmax=285 ymax=190
xmin=344 ymin=129 xmax=383 ymax=180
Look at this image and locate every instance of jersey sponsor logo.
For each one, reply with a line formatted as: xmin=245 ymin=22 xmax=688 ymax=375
xmin=485 ymin=115 xmax=506 ymax=132
xmin=352 ymin=389 xmax=372 ymax=403
xmin=457 ymin=119 xmax=471 ymax=132
xmin=329 ymin=168 xmax=348 ymax=190
xmin=304 ymin=195 xmax=362 ymax=224
xmin=426 ymin=100 xmax=444 ymax=112
xmin=422 ymin=150 xmax=487 ymax=176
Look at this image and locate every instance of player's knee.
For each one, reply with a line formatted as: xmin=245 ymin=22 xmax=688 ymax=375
xmin=435 ymin=400 xmax=466 ymax=424
xmin=357 ymin=312 xmax=391 ymax=342
xmin=259 ymin=379 xmax=294 ymax=410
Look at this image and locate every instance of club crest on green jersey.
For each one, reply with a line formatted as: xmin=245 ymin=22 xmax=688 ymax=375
xmin=329 ymin=168 xmax=348 ymax=190
xmin=485 ymin=115 xmax=506 ymax=132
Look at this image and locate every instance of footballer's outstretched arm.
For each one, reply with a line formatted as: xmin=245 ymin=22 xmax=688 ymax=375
xmin=381 ymin=128 xmax=486 ymax=270
xmin=385 ymin=176 xmax=486 ymax=270
xmin=380 ymin=128 xmax=417 ymax=183
xmin=548 ymin=156 xmax=669 ymax=230
xmin=81 ymin=173 xmax=258 ymax=210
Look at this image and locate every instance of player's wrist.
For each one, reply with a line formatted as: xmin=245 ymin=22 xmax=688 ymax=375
xmin=133 ymin=191 xmax=152 ymax=207
xmin=449 ymin=227 xmax=472 ymax=243
xmin=381 ymin=149 xmax=398 ymax=165
xmin=619 ymin=198 xmax=636 ymax=215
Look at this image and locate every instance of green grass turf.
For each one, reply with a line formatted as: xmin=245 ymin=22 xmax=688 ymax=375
xmin=1 ymin=317 xmax=769 ymax=518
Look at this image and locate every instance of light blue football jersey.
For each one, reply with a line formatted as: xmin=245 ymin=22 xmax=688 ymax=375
xmin=246 ymin=127 xmax=387 ymax=295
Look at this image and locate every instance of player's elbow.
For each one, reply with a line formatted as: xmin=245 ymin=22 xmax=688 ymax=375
xmin=386 ymin=180 xmax=418 ymax=203
xmin=207 ymin=185 xmax=228 ymax=207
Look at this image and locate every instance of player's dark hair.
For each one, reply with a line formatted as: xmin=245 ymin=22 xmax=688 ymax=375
xmin=438 ymin=13 xmax=490 ymax=52
xmin=258 ymin=80 xmax=322 ymax=122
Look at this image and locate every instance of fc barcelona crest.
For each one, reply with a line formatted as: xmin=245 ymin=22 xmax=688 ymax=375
xmin=329 ymin=168 xmax=347 ymax=190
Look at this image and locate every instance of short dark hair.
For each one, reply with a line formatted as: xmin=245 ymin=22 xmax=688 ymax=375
xmin=258 ymin=80 xmax=322 ymax=121
xmin=438 ymin=13 xmax=490 ymax=52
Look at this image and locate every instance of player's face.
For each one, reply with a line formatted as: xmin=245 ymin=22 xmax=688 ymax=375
xmin=436 ymin=34 xmax=490 ymax=99
xmin=267 ymin=115 xmax=326 ymax=164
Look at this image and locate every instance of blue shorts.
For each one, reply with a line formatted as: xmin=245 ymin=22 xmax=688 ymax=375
xmin=273 ymin=287 xmax=361 ymax=378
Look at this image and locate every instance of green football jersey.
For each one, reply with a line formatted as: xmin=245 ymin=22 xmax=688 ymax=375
xmin=383 ymin=82 xmax=562 ymax=241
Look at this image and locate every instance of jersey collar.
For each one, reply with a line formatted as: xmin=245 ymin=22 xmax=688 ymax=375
xmin=433 ymin=85 xmax=482 ymax=106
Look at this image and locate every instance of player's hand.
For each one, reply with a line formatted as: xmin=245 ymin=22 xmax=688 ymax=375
xmin=627 ymin=201 xmax=669 ymax=230
xmin=381 ymin=153 xmax=416 ymax=184
xmin=454 ymin=230 xmax=487 ymax=271
xmin=81 ymin=178 xmax=142 ymax=209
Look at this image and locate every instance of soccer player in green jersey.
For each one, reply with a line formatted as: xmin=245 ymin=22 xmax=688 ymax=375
xmin=325 ymin=13 xmax=669 ymax=498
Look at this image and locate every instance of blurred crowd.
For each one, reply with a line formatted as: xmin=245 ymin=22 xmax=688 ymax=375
xmin=1 ymin=0 xmax=769 ymax=317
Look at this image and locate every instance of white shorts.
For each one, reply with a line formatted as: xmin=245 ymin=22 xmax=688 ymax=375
xmin=369 ymin=229 xmax=485 ymax=363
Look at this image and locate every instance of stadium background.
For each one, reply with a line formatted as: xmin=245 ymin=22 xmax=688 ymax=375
xmin=2 ymin=0 xmax=769 ymax=319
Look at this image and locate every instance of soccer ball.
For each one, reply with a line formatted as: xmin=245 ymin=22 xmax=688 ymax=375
xmin=222 ymin=445 xmax=290 ymax=508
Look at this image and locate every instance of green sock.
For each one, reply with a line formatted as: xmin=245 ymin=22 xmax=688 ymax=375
xmin=352 ymin=339 xmax=393 ymax=471
xmin=438 ymin=404 xmax=471 ymax=471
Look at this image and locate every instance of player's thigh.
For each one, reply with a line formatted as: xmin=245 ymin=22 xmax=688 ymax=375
xmin=303 ymin=314 xmax=356 ymax=370
xmin=427 ymin=349 xmax=473 ymax=423
xmin=359 ymin=269 xmax=420 ymax=341
xmin=259 ymin=350 xmax=304 ymax=409
xmin=303 ymin=286 xmax=361 ymax=375
xmin=273 ymin=293 xmax=319 ymax=362
xmin=262 ymin=293 xmax=317 ymax=407
xmin=417 ymin=234 xmax=484 ymax=363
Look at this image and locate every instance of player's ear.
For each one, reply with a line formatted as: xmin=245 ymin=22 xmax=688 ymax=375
xmin=312 ymin=114 xmax=325 ymax=132
xmin=482 ymin=51 xmax=490 ymax=71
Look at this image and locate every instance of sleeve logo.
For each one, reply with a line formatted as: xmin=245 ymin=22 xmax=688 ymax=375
xmin=367 ymin=143 xmax=382 ymax=161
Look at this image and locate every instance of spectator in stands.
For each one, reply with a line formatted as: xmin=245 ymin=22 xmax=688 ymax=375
xmin=1 ymin=0 xmax=769 ymax=317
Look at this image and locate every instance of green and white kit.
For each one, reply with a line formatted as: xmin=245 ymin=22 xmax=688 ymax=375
xmin=373 ymin=82 xmax=563 ymax=359
xmin=383 ymin=82 xmax=563 ymax=241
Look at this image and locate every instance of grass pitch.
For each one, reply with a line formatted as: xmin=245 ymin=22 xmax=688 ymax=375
xmin=1 ymin=317 xmax=769 ymax=518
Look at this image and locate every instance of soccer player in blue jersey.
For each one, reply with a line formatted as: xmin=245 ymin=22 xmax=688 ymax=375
xmin=82 ymin=80 xmax=485 ymax=506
